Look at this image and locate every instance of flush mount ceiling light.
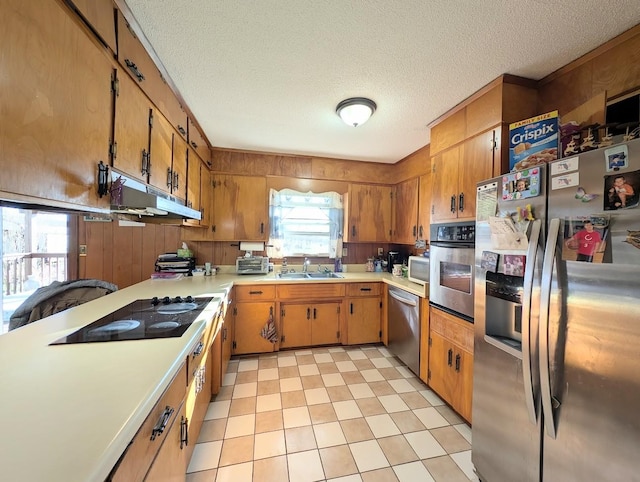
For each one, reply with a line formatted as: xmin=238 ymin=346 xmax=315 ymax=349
xmin=336 ymin=97 xmax=377 ymax=127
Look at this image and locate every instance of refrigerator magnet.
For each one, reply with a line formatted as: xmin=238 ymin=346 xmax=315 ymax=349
xmin=604 ymin=169 xmax=640 ymax=211
xmin=481 ymin=251 xmax=499 ymax=272
xmin=604 ymin=145 xmax=628 ymax=172
xmin=503 ymin=254 xmax=526 ymax=276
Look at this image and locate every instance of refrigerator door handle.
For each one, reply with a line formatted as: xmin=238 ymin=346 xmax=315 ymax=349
xmin=522 ymin=218 xmax=542 ymax=424
xmin=540 ymin=217 xmax=560 ymax=439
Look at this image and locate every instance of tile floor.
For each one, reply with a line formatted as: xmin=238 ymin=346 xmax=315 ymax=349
xmin=186 ymin=345 xmax=478 ymax=482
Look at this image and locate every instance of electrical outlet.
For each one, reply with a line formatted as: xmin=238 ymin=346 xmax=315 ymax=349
xmin=79 ymin=245 xmax=87 ymax=256
xmin=377 ymin=247 xmax=384 ymax=256
xmin=342 ymin=247 xmax=348 ymax=257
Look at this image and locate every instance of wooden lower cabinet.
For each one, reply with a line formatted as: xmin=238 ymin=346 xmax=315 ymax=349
xmin=345 ymin=283 xmax=383 ymax=345
xmin=144 ymin=403 xmax=188 ymax=482
xmin=233 ymin=301 xmax=276 ymax=354
xmin=419 ymin=298 xmax=430 ymax=383
xmin=280 ymin=301 xmax=341 ymax=348
xmin=427 ymin=307 xmax=473 ymax=422
xmin=185 ymin=351 xmax=211 ymax=464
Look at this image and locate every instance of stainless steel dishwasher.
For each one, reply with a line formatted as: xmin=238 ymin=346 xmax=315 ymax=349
xmin=387 ymin=286 xmax=420 ymax=375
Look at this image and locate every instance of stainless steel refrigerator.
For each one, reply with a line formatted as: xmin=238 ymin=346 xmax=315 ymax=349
xmin=472 ymin=138 xmax=640 ymax=481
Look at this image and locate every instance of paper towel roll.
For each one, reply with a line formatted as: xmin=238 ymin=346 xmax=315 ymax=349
xmin=239 ymin=241 xmax=265 ymax=252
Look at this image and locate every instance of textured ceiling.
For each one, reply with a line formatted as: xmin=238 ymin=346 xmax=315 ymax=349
xmin=123 ymin=1 xmax=640 ymax=163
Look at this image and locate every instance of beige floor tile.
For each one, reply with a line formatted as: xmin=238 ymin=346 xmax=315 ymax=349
xmin=313 ymin=421 xmax=347 ymax=448
xmin=253 ymin=455 xmax=289 ymax=482
xmin=413 ymin=407 xmax=450 ymax=429
xmin=422 ymin=456 xmax=469 ymax=482
xmin=301 ymin=375 xmax=324 ymax=389
xmin=352 ymin=359 xmax=375 ymax=370
xmin=322 ymin=372 xmax=346 ymax=386
xmin=285 ymin=425 xmax=317 ymax=453
xmin=308 ymin=403 xmax=338 ymax=424
xmin=346 ymin=349 xmax=368 ymax=361
xmin=420 ymin=389 xmax=446 ymax=406
xmin=388 ymin=378 xmax=416 ymax=394
xmin=278 ymin=355 xmax=298 ymax=367
xmin=229 ymin=396 xmax=257 ymax=416
xmin=257 ymin=379 xmax=280 ymax=395
xmin=187 ymin=440 xmax=222 ymax=472
xmin=377 ymin=435 xmax=419 ymax=465
xmin=378 ymin=394 xmax=410 ymax=413
xmin=258 ymin=357 xmax=278 ymax=369
xmin=361 ymin=467 xmax=399 ymax=482
xmin=296 ymin=354 xmax=316 ymax=365
xmin=219 ymin=434 xmax=254 ymax=466
xmin=370 ymin=357 xmax=393 ymax=369
xmin=305 ymin=387 xmax=331 ymax=405
xmin=360 ymin=369 xmax=385 ymax=383
xmin=327 ymin=385 xmax=354 ymax=402
xmin=298 ymin=363 xmax=320 ymax=376
xmin=450 ymin=450 xmax=476 ymax=481
xmin=335 ymin=360 xmax=358 ymax=372
xmin=257 ymin=367 xmax=279 ymax=381
xmin=392 ymin=460 xmax=435 ymax=481
xmin=333 ymin=400 xmax=362 ymax=420
xmin=214 ymin=385 xmax=233 ymax=401
xmin=255 ymin=409 xmax=284 ymax=433
xmin=319 ymin=444 xmax=359 ymax=479
xmin=407 ymin=376 xmax=427 ymax=390
xmin=278 ymin=366 xmax=300 ymax=378
xmin=215 ymin=461 xmax=252 ymax=482
xmin=197 ymin=419 xmax=227 ymax=443
xmin=368 ymin=381 xmax=396 ymax=396
xmin=453 ymin=423 xmax=472 ymax=443
xmin=232 ymin=382 xmax=257 ymax=399
xmin=256 ymin=393 xmax=282 ymax=413
xmin=435 ymin=405 xmax=464 ymax=425
xmin=404 ymin=430 xmax=446 ymax=459
xmin=365 ymin=414 xmax=401 ymax=438
xmin=227 ymin=360 xmax=239 ymax=372
xmin=378 ymin=367 xmax=403 ymax=380
xmin=399 ymin=391 xmax=431 ymax=410
xmin=254 ymin=429 xmax=286 ymax=459
xmin=430 ymin=426 xmax=471 ymax=454
xmin=238 ymin=358 xmax=259 ymax=372
xmin=349 ymin=440 xmax=389 ymax=472
xmin=365 ymin=349 xmax=384 ymax=359
xmin=204 ymin=400 xmax=230 ymax=420
xmin=281 ymin=390 xmax=307 ymax=408
xmin=222 ymin=372 xmax=236 ymax=386
xmin=395 ymin=366 xmax=414 ymax=378
xmin=235 ymin=370 xmax=258 ymax=384
xmin=224 ymin=414 xmax=256 ymax=438
xmin=283 ymin=406 xmax=311 ymax=428
xmin=355 ymin=397 xmax=386 ymax=416
xmin=340 ymin=418 xmax=375 ymax=443
xmin=328 ymin=347 xmax=345 ymax=353
xmin=318 ymin=362 xmax=339 ymax=374
xmin=185 ymin=468 xmax=217 ymax=482
xmin=348 ymin=383 xmax=375 ymax=399
xmin=342 ymin=371 xmax=366 ymax=385
xmin=389 ymin=411 xmax=426 ymax=434
xmin=314 ymin=352 xmax=334 ymax=363
xmin=287 ymin=449 xmax=325 ymax=482
xmin=331 ymin=351 xmax=351 ymax=362
xmin=280 ymin=377 xmax=303 ymax=392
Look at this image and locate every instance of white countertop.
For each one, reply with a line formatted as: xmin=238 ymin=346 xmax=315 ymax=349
xmin=0 ymin=273 xmax=425 ymax=481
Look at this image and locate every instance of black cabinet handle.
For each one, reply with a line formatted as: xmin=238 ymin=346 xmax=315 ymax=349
xmin=313 ymin=308 xmax=317 ymax=319
xmin=307 ymin=308 xmax=311 ymax=320
xmin=190 ymin=141 xmax=198 ymax=149
xmin=192 ymin=341 xmax=204 ymax=357
xmin=167 ymin=168 xmax=173 ymax=188
xmin=141 ymin=149 xmax=150 ymax=176
xmin=447 ymin=349 xmax=453 ymax=367
xmin=180 ymin=416 xmax=188 ymax=449
xmin=455 ymin=354 xmax=461 ymax=372
xmin=178 ymin=125 xmax=186 ymax=136
xmin=360 ymin=287 xmax=372 ymax=292
xmin=212 ymin=224 xmax=216 ymax=233
xmin=459 ymin=193 xmax=464 ymax=212
xmin=352 ymin=226 xmax=356 ymax=237
xmin=151 ymin=406 xmax=174 ymax=440
xmin=450 ymin=195 xmax=456 ymax=213
xmin=97 ymin=161 xmax=109 ymax=198
xmin=419 ymin=225 xmax=423 ymax=238
xmin=350 ymin=303 xmax=353 ymax=315
xmin=124 ymin=58 xmax=145 ymax=82
xmin=248 ymin=290 xmax=263 ymax=295
xmin=222 ymin=326 xmax=227 ymax=341
xmin=260 ymin=222 xmax=264 ymax=234
xmin=173 ymin=172 xmax=179 ymax=190
xmin=413 ymin=225 xmax=417 ymax=237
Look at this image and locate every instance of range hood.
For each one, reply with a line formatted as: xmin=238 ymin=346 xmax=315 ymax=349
xmin=110 ymin=171 xmax=201 ymax=220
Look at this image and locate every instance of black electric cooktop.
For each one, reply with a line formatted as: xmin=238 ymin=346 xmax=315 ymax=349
xmin=50 ymin=296 xmax=217 ymax=345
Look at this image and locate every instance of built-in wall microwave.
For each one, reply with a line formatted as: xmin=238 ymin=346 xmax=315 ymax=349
xmin=407 ymin=256 xmax=430 ymax=285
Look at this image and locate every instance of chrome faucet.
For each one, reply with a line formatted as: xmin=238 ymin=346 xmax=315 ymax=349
xmin=302 ymin=257 xmax=310 ymax=273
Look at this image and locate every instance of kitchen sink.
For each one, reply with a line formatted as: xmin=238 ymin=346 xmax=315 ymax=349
xmin=276 ymin=272 xmax=344 ymax=280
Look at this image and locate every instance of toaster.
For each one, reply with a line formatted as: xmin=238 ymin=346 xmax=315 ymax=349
xmin=236 ymin=256 xmax=270 ymax=274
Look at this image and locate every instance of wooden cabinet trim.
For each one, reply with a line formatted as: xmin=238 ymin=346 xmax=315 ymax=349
xmin=235 ymin=285 xmax=276 ymax=301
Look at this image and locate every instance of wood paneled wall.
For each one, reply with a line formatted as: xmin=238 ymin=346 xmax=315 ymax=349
xmin=78 ymin=218 xmax=181 ymax=288
xmin=393 ymin=145 xmax=431 ymax=184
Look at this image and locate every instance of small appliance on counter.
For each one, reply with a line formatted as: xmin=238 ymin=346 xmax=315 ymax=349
xmin=154 ymin=253 xmax=196 ymax=275
xmin=236 ymin=256 xmax=269 ymax=274
xmin=387 ymin=251 xmax=403 ymax=273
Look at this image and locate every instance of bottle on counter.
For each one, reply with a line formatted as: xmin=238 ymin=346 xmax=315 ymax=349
xmin=334 ymin=258 xmax=343 ymax=272
xmin=365 ymin=257 xmax=374 ymax=272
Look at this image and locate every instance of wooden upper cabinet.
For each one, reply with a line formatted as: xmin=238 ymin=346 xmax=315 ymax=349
xmin=417 ymin=172 xmax=431 ymax=241
xmin=186 ymin=150 xmax=201 ymax=214
xmin=199 ymin=164 xmax=212 ymax=227
xmin=156 ymin=81 xmax=188 ymax=140
xmin=430 ymin=147 xmax=461 ymax=222
xmin=344 ymin=184 xmax=392 ymax=243
xmin=112 ymin=68 xmax=152 ymax=183
xmin=148 ymin=110 xmax=174 ymax=194
xmin=211 ymin=175 xmax=268 ymax=241
xmin=67 ymin=0 xmax=116 ymax=53
xmin=188 ymin=119 xmax=211 ymax=167
xmin=0 ymin=0 xmax=112 ymax=210
xmin=430 ymin=109 xmax=466 ymax=157
xmin=171 ymin=132 xmax=188 ymax=199
xmin=394 ymin=178 xmax=419 ymax=244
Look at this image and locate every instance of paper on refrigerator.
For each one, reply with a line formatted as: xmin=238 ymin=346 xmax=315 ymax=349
xmin=489 ymin=216 xmax=529 ymax=250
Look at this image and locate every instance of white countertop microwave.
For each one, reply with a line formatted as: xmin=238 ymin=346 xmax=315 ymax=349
xmin=407 ymin=256 xmax=430 ymax=285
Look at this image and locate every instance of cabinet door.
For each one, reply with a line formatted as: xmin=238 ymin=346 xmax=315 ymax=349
xmin=347 ymin=184 xmax=392 ymax=242
xmin=199 ymin=166 xmax=212 ymax=227
xmin=311 ymin=302 xmax=341 ymax=346
xmin=188 ymin=119 xmax=211 ymax=167
xmin=280 ymin=303 xmax=312 ymax=349
xmin=451 ymin=348 xmax=473 ymax=422
xmin=171 ymin=133 xmax=188 ymax=198
xmin=185 ymin=353 xmax=210 ymax=463
xmin=1 ymin=0 xmax=113 ymax=209
xmin=211 ymin=175 xmax=236 ymax=240
xmin=211 ymin=175 xmax=267 ymax=241
xmin=347 ymin=298 xmax=381 ymax=345
xmin=144 ymin=403 xmax=187 ymax=482
xmin=417 ymin=173 xmax=431 ymax=241
xmin=148 ymin=110 xmax=174 ymax=194
xmin=68 ymin=0 xmax=117 ymax=52
xmin=186 ymin=150 xmax=200 ymax=213
xmin=430 ymin=147 xmax=461 ymax=222
xmin=394 ymin=178 xmax=419 ymax=244
xmin=427 ymin=330 xmax=451 ymax=404
xmin=233 ymin=302 xmax=276 ymax=355
xmin=457 ymin=131 xmax=495 ymax=220
xmin=113 ymin=69 xmax=152 ymax=183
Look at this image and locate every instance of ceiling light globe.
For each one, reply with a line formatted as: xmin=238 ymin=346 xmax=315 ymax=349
xmin=336 ymin=98 xmax=376 ymax=127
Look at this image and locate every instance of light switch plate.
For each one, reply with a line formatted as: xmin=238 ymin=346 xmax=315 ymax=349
xmin=377 ymin=247 xmax=384 ymax=256
xmin=342 ymin=247 xmax=348 ymax=257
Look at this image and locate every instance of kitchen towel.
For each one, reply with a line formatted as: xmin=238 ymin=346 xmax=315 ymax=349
xmin=260 ymin=312 xmax=278 ymax=343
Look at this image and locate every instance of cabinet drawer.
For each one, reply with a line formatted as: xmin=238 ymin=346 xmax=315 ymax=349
xmin=430 ymin=308 xmax=473 ymax=353
xmin=188 ymin=118 xmax=211 ymax=166
xmin=346 ymin=282 xmax=381 ymax=297
xmin=109 ymin=364 xmax=186 ymax=482
xmin=187 ymin=335 xmax=207 ymax=386
xmin=277 ymin=283 xmax=345 ymax=300
xmin=235 ymin=285 xmax=276 ymax=301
